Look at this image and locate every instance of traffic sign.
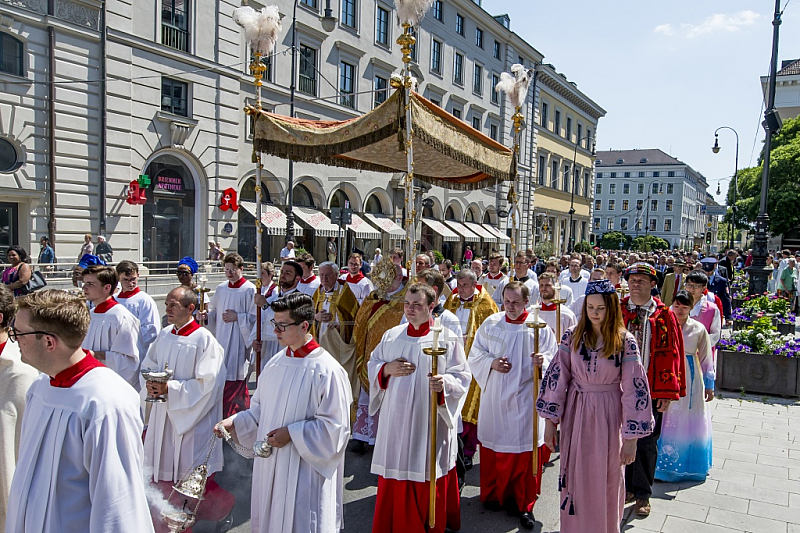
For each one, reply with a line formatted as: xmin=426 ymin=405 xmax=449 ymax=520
xmin=700 ymin=205 xmax=728 ymax=216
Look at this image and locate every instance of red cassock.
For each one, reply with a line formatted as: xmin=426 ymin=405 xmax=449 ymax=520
xmin=480 ymin=445 xmax=549 ymax=512
xmin=372 ymin=468 xmax=461 ymax=533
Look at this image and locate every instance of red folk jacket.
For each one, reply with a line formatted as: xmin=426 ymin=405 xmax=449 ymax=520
xmin=621 ymin=296 xmax=686 ymax=400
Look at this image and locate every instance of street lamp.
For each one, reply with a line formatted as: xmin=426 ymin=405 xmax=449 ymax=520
xmin=285 ymin=0 xmax=336 ymax=243
xmin=748 ymin=0 xmax=783 ymax=296
xmin=712 ymin=126 xmax=739 ymax=251
xmin=567 ymin=135 xmax=595 ymax=253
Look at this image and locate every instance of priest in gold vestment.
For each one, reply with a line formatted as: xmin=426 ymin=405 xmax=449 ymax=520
xmin=443 ymin=268 xmax=498 ymax=466
xmin=350 ymin=260 xmax=406 ymax=453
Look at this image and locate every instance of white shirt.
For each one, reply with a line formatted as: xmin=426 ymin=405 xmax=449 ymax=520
xmin=232 ymin=344 xmax=352 ymax=533
xmin=280 ymin=247 xmax=296 ymax=261
xmin=82 ymin=302 xmax=141 ymax=389
xmin=7 ymin=367 xmax=154 ymax=533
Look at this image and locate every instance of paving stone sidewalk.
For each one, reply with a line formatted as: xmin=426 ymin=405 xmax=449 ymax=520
xmin=623 ymin=393 xmax=800 ymax=533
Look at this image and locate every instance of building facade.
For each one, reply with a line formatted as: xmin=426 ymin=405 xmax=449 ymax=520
xmin=0 ymin=0 xmax=601 ymax=265
xmin=763 ymin=58 xmax=800 ymax=122
xmin=594 ymin=149 xmax=711 ymax=250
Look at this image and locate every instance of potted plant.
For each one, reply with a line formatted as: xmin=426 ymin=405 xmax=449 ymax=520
xmin=731 ymin=271 xmax=749 ymax=308
xmin=717 ymin=317 xmax=799 ymax=397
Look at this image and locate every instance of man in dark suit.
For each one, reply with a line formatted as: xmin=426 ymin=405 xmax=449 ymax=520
xmin=702 ymin=256 xmax=732 ymax=321
xmin=719 ymin=250 xmax=736 ymax=283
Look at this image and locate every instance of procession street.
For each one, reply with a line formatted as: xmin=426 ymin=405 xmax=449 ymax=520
xmin=197 ymin=388 xmax=800 ymax=533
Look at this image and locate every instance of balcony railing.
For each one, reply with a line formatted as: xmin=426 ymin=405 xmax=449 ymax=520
xmin=162 ymin=23 xmax=189 ymax=52
xmin=299 ymin=75 xmax=316 ymax=96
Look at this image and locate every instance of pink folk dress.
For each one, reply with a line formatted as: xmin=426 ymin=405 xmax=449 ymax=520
xmin=537 ymin=328 xmax=654 ymax=533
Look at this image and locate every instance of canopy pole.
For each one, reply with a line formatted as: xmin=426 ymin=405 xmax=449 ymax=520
xmin=398 ymin=24 xmax=417 ymax=276
xmin=509 ymin=106 xmax=524 ymax=258
xmin=248 ymin=50 xmax=267 ymax=378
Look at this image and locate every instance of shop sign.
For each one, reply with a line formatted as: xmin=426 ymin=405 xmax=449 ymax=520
xmin=219 ymin=187 xmax=239 ymax=212
xmin=155 ymin=174 xmax=184 ymax=192
xmin=126 ymin=174 xmax=149 ymax=205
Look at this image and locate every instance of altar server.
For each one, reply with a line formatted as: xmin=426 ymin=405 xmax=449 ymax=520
xmin=204 ymin=253 xmax=256 ymax=416
xmin=216 ymin=293 xmax=352 ymax=533
xmin=341 ymin=253 xmax=374 ymax=305
xmin=6 ymin=290 xmax=153 ymax=533
xmin=251 ymin=261 xmax=301 ymax=373
xmin=80 ymin=265 xmax=141 ymax=388
xmin=369 ymin=283 xmax=471 ymax=533
xmin=116 ymin=260 xmax=161 ymax=358
xmin=297 ymin=253 xmax=321 ymax=297
xmin=537 ymin=272 xmax=577 ymax=337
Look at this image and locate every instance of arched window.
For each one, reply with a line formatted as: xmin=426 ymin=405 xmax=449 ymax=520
xmin=483 ymin=211 xmax=492 ymax=224
xmin=465 ymin=209 xmax=476 ymax=223
xmin=422 ymin=204 xmax=434 ymax=218
xmin=142 ymin=154 xmax=196 ymax=263
xmin=293 ymin=183 xmax=315 ymax=207
xmin=445 ymin=206 xmax=455 ymax=220
xmin=330 ymin=189 xmax=350 ymax=209
xmin=240 ymin=177 xmax=273 ymax=204
xmin=365 ymin=195 xmax=383 ymax=214
xmin=0 ymin=34 xmax=24 ymax=76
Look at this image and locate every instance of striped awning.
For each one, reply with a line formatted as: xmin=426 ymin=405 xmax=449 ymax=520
xmin=422 ymin=218 xmax=459 ymax=242
xmin=482 ymin=224 xmax=511 ymax=243
xmin=443 ymin=220 xmax=480 ymax=242
xmin=464 ymin=221 xmax=497 ymax=243
xmin=292 ymin=207 xmax=340 ymax=237
xmin=347 ymin=213 xmax=381 ymax=239
xmin=239 ymin=201 xmax=303 ymax=236
xmin=363 ymin=213 xmax=406 ymax=238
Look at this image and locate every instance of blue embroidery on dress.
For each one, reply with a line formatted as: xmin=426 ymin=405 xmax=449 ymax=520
xmin=626 ymin=419 xmax=652 ymax=434
xmin=632 ymin=377 xmax=650 ymax=411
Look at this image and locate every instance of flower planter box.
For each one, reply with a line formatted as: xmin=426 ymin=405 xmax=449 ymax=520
xmin=731 ymin=318 xmax=794 ymax=335
xmin=717 ymin=350 xmax=799 ymax=397
xmin=732 ymin=298 xmax=745 ymax=309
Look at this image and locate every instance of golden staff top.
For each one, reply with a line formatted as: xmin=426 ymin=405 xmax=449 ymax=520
xmin=396 ymin=23 xmax=418 ymax=274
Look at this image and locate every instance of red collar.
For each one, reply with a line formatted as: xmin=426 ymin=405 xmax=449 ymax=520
xmin=50 ymin=350 xmax=104 ymax=388
xmin=505 ymin=310 xmax=529 ymax=324
xmin=117 ymin=287 xmax=141 ymax=299
xmin=486 ymin=272 xmax=504 ymax=280
xmin=172 ymin=320 xmax=201 ymax=336
xmin=94 ymin=298 xmax=118 ymax=314
xmin=228 ymin=277 xmax=247 ymax=289
xmin=265 ymin=282 xmax=277 ymax=298
xmin=300 ymin=275 xmax=317 ymax=284
xmin=407 ymin=321 xmax=431 ymax=337
xmin=287 ymin=339 xmax=320 ymax=358
xmin=541 ymin=302 xmax=558 ymax=312
xmin=346 ymin=272 xmax=365 ymax=284
xmin=703 ymin=288 xmax=709 ymax=295
xmin=0 ymin=340 xmax=6 ymax=357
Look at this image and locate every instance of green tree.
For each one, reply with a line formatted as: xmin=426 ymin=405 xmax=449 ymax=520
xmin=534 ymin=241 xmax=556 ymax=259
xmin=573 ymin=241 xmax=592 ymax=253
xmin=632 ymin=235 xmax=670 ymax=252
xmin=731 ymin=115 xmax=800 ymax=235
xmin=598 ymin=231 xmax=632 ymax=250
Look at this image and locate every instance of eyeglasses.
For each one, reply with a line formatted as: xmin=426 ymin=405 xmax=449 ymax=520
xmin=270 ymin=319 xmax=304 ymax=332
xmin=176 ymin=270 xmax=193 ymax=276
xmin=9 ymin=326 xmax=53 ymax=343
xmin=685 ymin=283 xmax=705 ymax=290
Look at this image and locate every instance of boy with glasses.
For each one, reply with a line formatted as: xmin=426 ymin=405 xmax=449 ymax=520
xmin=202 ymin=253 xmax=256 ymax=416
xmin=81 ymin=265 xmax=141 ymax=388
xmin=216 ymin=293 xmax=352 ymax=533
xmin=6 ymin=290 xmax=153 ymax=533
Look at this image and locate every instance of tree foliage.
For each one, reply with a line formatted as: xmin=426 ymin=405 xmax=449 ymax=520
xmin=599 ymin=231 xmax=632 ymax=250
xmin=730 ymin=115 xmax=800 ymax=235
xmin=632 ymin=235 xmax=670 ymax=252
xmin=534 ymin=241 xmax=556 ymax=259
xmin=573 ymin=241 xmax=592 ymax=253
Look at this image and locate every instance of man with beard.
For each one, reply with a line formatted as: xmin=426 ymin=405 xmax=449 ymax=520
xmin=251 ymin=261 xmax=302 ymax=373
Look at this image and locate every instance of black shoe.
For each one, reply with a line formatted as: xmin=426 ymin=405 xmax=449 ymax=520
xmin=216 ymin=510 xmax=234 ymax=533
xmin=464 ymin=456 xmax=473 ymax=470
xmin=483 ymin=500 xmax=502 ymax=512
xmin=519 ymin=512 xmax=535 ymax=530
xmin=349 ymin=440 xmax=367 ymax=454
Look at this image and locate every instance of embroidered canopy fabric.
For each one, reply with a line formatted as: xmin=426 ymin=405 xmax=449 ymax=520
xmin=252 ymin=89 xmax=516 ymax=191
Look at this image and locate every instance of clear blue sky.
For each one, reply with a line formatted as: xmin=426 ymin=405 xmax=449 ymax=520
xmin=493 ymin=0 xmax=800 ymax=204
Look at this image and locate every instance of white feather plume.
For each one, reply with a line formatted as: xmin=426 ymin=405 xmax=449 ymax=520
xmin=495 ymin=63 xmax=535 ymax=109
xmin=394 ymin=0 xmax=435 ymax=27
xmin=233 ymin=5 xmax=282 ymax=57
xmin=391 ymin=72 xmax=418 ymax=92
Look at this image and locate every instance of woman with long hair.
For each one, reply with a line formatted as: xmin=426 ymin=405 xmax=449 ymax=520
xmin=655 ymin=290 xmax=714 ymax=482
xmin=537 ymin=279 xmax=654 ymax=533
xmin=2 ymin=245 xmax=32 ymax=297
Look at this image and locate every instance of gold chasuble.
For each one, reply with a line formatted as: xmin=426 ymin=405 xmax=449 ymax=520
xmin=443 ymin=286 xmax=498 ymax=425
xmin=354 ymin=287 xmax=407 ymax=391
xmin=311 ymin=281 xmax=361 ymax=399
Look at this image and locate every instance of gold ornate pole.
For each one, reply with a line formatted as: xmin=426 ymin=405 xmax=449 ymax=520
xmin=422 ymin=319 xmax=446 ymax=529
xmin=396 ymin=24 xmax=417 ymax=276
xmin=510 ymin=106 xmax=524 ymax=257
xmin=526 ymin=306 xmax=546 ymax=474
xmin=551 ymin=282 xmax=568 ymax=341
xmin=247 ymin=51 xmax=268 ymax=378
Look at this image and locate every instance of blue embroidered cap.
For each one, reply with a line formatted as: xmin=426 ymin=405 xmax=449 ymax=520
xmin=78 ymin=254 xmax=106 ymax=269
xmin=585 ymin=279 xmax=616 ymax=296
xmin=178 ymin=256 xmax=199 ymax=274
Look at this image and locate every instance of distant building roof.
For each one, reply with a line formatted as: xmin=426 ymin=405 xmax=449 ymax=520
xmin=595 ymin=149 xmax=683 ymax=167
xmin=778 ymin=59 xmax=800 ymax=76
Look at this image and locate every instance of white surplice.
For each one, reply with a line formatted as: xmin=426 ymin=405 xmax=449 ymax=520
xmin=468 ymin=312 xmax=558 ymax=452
xmin=207 ymin=280 xmax=257 ymax=381
xmin=368 ymin=324 xmax=471 ymax=482
xmin=140 ymin=327 xmax=226 ymax=482
xmin=492 ymin=276 xmax=541 ymax=309
xmin=480 ymin=273 xmax=507 ymax=299
xmin=232 ymin=345 xmax=352 ymax=533
xmin=6 ymin=368 xmax=154 ymax=533
xmin=297 ymin=275 xmax=321 ymax=297
xmin=339 ymin=275 xmax=373 ymax=305
xmin=249 ymin=287 xmax=298 ymax=373
xmin=82 ymin=303 xmax=141 ymax=388
xmin=117 ymin=290 xmax=162 ymax=358
xmin=539 ymin=305 xmax=577 ymax=342
xmin=400 ymin=309 xmax=464 ymax=343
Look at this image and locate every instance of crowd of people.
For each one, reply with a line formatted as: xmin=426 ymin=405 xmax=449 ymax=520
xmin=0 ymin=240 xmax=776 ymax=533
